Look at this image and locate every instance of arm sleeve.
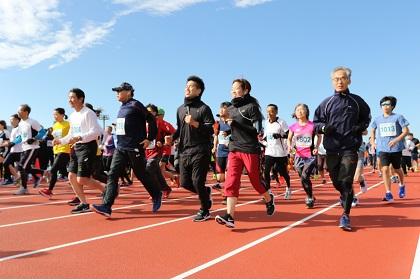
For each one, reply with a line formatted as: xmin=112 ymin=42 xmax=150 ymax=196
xmin=80 ymin=111 xmax=102 ymax=143
xmin=195 ymin=106 xmax=215 ymax=138
xmin=313 ymin=102 xmax=327 ymax=134
xmin=146 ymin=112 xmax=157 ymax=141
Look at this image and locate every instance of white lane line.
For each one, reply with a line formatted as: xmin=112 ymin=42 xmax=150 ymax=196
xmin=0 ymin=181 xmax=330 ymax=261
xmin=0 ymin=189 xmax=145 ymax=211
xmin=410 ymin=234 xmax=420 ymax=279
xmin=172 ymin=181 xmax=383 ymax=279
xmin=0 ymin=193 xmax=197 ymax=229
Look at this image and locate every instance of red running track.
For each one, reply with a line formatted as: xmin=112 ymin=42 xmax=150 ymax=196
xmin=0 ymin=168 xmax=419 ymax=278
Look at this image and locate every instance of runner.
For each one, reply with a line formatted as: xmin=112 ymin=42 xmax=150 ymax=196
xmin=262 ymin=104 xmax=291 ymax=199
xmin=315 ymin=134 xmax=328 ymax=184
xmin=370 ymin=96 xmax=409 ymax=202
xmin=314 ymin=66 xmax=371 ymax=231
xmin=287 ymin=104 xmax=317 ymax=208
xmin=145 ymin=104 xmax=173 ymax=199
xmin=39 ymin=108 xmax=71 ymax=199
xmin=211 ymin=102 xmax=232 ymax=203
xmin=91 ymin=82 xmax=162 ymax=217
xmin=1 ymin=114 xmax=23 ymax=186
xmin=215 ymin=78 xmax=275 ymax=228
xmin=14 ymin=104 xmax=47 ymax=195
xmin=168 ymin=76 xmax=215 ymax=222
xmin=53 ymin=89 xmax=104 ymax=213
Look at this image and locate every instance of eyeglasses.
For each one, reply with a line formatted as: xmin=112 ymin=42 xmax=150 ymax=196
xmin=381 ymin=102 xmax=392 ymax=106
xmin=332 ymin=77 xmax=348 ymax=82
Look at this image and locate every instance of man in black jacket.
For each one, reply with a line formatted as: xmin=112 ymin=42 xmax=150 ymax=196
xmin=170 ymin=76 xmax=215 ymax=222
xmin=313 ymin=67 xmax=371 ymax=231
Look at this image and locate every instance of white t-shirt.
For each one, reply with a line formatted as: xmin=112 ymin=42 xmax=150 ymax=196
xmin=18 ymin=118 xmax=42 ymax=151
xmin=61 ymin=106 xmax=102 ymax=145
xmin=10 ymin=127 xmax=23 ymax=153
xmin=402 ymin=139 xmax=415 ymax=157
xmin=263 ymin=118 xmax=289 ymax=157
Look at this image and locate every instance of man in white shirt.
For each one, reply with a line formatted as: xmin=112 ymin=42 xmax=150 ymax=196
xmin=262 ymin=104 xmax=291 ymax=199
xmin=54 ymin=88 xmax=104 ymax=214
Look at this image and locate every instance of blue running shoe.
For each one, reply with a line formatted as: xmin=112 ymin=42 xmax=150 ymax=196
xmin=91 ymin=204 xmax=112 ymax=217
xmin=398 ymin=185 xmax=406 ymax=198
xmin=339 ymin=214 xmax=351 ymax=231
xmin=382 ymin=192 xmax=394 ymax=202
xmin=152 ymin=192 xmax=162 ymax=213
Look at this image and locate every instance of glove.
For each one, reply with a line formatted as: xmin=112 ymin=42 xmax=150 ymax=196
xmin=322 ymin=125 xmax=336 ymax=136
xmin=351 ymin=125 xmax=365 ymax=135
xmin=272 ymin=133 xmax=281 ymax=139
xmin=27 ymin=138 xmax=36 ymax=145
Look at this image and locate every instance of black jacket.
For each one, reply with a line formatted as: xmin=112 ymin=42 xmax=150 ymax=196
xmin=173 ymin=96 xmax=215 ymax=154
xmin=313 ymin=90 xmax=371 ymax=153
xmin=228 ymin=94 xmax=263 ymax=154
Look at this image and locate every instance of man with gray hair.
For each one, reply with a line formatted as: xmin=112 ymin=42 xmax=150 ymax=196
xmin=313 ymin=66 xmax=371 ymax=231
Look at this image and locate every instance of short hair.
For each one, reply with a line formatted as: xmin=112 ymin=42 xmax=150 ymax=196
xmin=69 ymin=88 xmax=85 ymax=103
xmin=331 ymin=66 xmax=352 ymax=80
xmin=232 ymin=78 xmax=252 ymax=94
xmin=19 ymin=104 xmax=31 ymax=114
xmin=220 ymin=101 xmax=232 ymax=108
xmin=267 ymin=104 xmax=278 ymax=113
xmin=380 ymin=96 xmax=397 ymax=108
xmin=292 ymin=103 xmax=310 ymax=119
xmin=0 ymin=120 xmax=6 ymax=129
xmin=146 ymin=103 xmax=158 ymax=114
xmin=10 ymin=114 xmax=20 ymax=121
xmin=187 ymin=75 xmax=205 ymax=95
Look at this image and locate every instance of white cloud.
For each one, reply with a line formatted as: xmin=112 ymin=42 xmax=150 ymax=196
xmin=0 ymin=0 xmax=272 ymax=70
xmin=113 ymin=0 xmax=209 ymax=16
xmin=0 ymin=0 xmax=115 ymax=70
xmin=234 ymin=0 xmax=272 ymax=8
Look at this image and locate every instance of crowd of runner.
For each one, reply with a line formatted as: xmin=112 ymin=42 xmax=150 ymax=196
xmin=0 ymin=66 xmax=417 ymax=231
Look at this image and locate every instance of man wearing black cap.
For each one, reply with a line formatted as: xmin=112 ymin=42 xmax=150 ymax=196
xmin=168 ymin=75 xmax=215 ymax=222
xmin=91 ymin=82 xmax=161 ymax=217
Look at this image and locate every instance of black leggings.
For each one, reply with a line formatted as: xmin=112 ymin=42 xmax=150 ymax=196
xmin=294 ymin=156 xmax=316 ymax=198
xmin=48 ymin=153 xmax=70 ymax=191
xmin=264 ymin=155 xmax=290 ymax=189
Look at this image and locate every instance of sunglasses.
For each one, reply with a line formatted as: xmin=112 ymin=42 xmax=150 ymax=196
xmin=381 ymin=102 xmax=392 ymax=106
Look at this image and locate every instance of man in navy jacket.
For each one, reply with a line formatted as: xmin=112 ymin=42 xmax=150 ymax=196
xmin=314 ymin=67 xmax=371 ymax=231
xmin=92 ymin=82 xmax=161 ymax=217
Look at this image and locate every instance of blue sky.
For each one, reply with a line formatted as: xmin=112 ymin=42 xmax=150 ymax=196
xmin=1 ymin=0 xmax=419 ymax=139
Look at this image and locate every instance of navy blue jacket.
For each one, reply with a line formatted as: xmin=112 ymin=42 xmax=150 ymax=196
xmin=313 ymin=90 xmax=371 ymax=153
xmin=116 ymin=98 xmax=157 ymax=152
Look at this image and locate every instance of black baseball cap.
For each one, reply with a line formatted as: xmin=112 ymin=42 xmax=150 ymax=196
xmin=112 ymin=82 xmax=134 ymax=92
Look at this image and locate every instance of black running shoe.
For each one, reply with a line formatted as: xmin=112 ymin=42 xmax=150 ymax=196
xmin=215 ymin=213 xmax=235 ymax=228
xmin=71 ymin=203 xmax=91 ymax=214
xmin=193 ymin=209 xmax=211 ymax=222
xmin=91 ymin=204 xmax=112 ymax=217
xmin=67 ymin=196 xmax=81 ymax=206
xmin=265 ymin=193 xmax=275 ymax=216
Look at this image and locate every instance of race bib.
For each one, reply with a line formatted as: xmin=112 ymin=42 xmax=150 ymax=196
xmin=47 ymin=140 xmax=53 ymax=147
xmin=146 ymin=140 xmax=156 ymax=150
xmin=218 ymin=132 xmax=230 ymax=146
xmin=116 ymin=118 xmax=126 ymax=136
xmin=267 ymin=133 xmax=277 ymax=145
xmin=52 ymin=129 xmax=62 ymax=139
xmin=295 ymin=135 xmax=312 ymax=148
xmin=379 ymin=122 xmax=397 ymax=137
xmin=71 ymin=123 xmax=82 ymax=137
